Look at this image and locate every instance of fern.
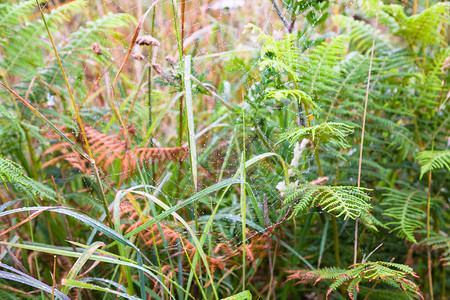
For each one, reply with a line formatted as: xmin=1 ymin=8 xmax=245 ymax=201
xmin=286 ymin=261 xmax=423 ymax=299
xmin=265 ymin=89 xmax=315 ymax=110
xmin=332 ymin=15 xmax=391 ymax=53
xmin=278 ymin=122 xmax=354 ymax=148
xmin=43 ymin=125 xmax=188 ymax=182
xmin=0 ymin=0 xmax=133 ymax=104
xmin=362 ymin=1 xmax=449 ymax=46
xmin=0 ymin=156 xmax=55 ymax=201
xmin=244 ymin=24 xmax=300 ymax=79
xmin=416 ymin=149 xmax=450 ymax=179
xmin=423 ymin=234 xmax=450 ymax=266
xmin=0 ymin=0 xmax=88 ymax=79
xmin=0 ymin=0 xmax=35 ymax=29
xmin=382 ymin=189 xmax=427 ymax=243
xmin=298 ymin=35 xmax=349 ymax=97
xmin=284 ymin=182 xmax=376 ymax=229
xmin=415 ymin=49 xmax=450 ymax=109
xmin=396 ymin=3 xmax=449 ymax=46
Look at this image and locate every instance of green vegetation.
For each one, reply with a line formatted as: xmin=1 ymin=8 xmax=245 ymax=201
xmin=0 ymin=0 xmax=448 ymax=299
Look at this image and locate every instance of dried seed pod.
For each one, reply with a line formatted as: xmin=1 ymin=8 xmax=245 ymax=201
xmin=136 ymin=35 xmax=160 ymax=46
xmin=132 ymin=53 xmax=146 ymax=61
xmin=92 ymin=42 xmax=102 ymax=55
xmin=152 ymin=63 xmax=163 ymax=74
xmin=165 ymin=56 xmax=177 ymax=66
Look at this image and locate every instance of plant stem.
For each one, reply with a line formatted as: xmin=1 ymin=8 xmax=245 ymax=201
xmin=364 ymin=279 xmax=380 ymax=300
xmin=35 ymin=0 xmax=113 ymax=228
xmin=270 ymin=0 xmax=290 ymax=31
xmin=354 ymin=0 xmax=380 ymax=265
xmin=332 ymin=217 xmax=340 ymax=267
xmin=426 ymin=170 xmax=434 ymax=300
xmin=241 ymin=92 xmax=247 ymax=292
xmin=148 ymin=7 xmax=156 ymax=132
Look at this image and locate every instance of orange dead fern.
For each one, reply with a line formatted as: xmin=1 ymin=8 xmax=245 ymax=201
xmin=118 ymin=201 xmax=276 ymax=293
xmin=42 ymin=124 xmax=188 ymax=183
xmin=119 ymin=201 xmax=230 ymax=294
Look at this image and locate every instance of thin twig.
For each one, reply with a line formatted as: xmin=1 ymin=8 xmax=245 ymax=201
xmin=51 ymin=255 xmax=56 ymax=300
xmin=35 ymin=0 xmax=113 ymax=227
xmin=426 ymin=170 xmax=434 ymax=300
xmin=270 ymin=0 xmax=290 ymax=31
xmin=51 ymin=176 xmax=77 ymax=252
xmin=263 ymin=194 xmax=275 ymax=300
xmin=112 ymin=1 xmax=159 ymax=89
xmin=190 ymin=75 xmax=237 ymax=112
xmin=362 ymin=243 xmax=383 ymax=263
xmin=354 ymin=0 xmax=381 ymax=265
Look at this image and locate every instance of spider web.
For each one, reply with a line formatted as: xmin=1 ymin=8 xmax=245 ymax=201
xmin=0 ymin=0 xmax=376 ymax=294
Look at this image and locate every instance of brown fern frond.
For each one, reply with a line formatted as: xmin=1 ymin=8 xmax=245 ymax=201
xmin=42 ymin=124 xmax=188 ymax=181
xmin=284 ymin=269 xmax=317 ymax=285
xmin=119 ymin=201 xmax=228 ymax=276
xmin=238 ymin=229 xmax=271 ymax=269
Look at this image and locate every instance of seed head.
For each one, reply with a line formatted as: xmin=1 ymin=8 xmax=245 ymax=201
xmin=152 ymin=63 xmax=163 ymax=74
xmin=92 ymin=43 xmax=102 ymax=55
xmin=136 ymin=35 xmax=160 ymax=46
xmin=132 ymin=53 xmax=146 ymax=61
xmin=165 ymin=56 xmax=177 ymax=66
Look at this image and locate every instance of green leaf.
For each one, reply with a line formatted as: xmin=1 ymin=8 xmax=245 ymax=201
xmin=382 ymin=189 xmax=427 ymax=243
xmin=285 ymin=182 xmax=376 ymax=229
xmin=417 ymin=150 xmax=450 ymax=179
xmin=277 ymin=122 xmax=354 ymax=148
xmin=0 ymin=156 xmax=56 ymax=200
xmin=62 ymin=279 xmax=141 ymax=300
xmin=0 ymin=262 xmax=70 ymax=300
xmin=61 ymin=241 xmax=106 ymax=294
xmin=221 ymin=290 xmax=252 ymax=300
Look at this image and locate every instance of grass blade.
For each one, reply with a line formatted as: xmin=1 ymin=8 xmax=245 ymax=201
xmin=131 ymin=190 xmax=218 ymax=299
xmin=62 ymin=279 xmax=141 ymax=300
xmin=61 ymin=242 xmax=106 ymax=294
xmin=184 ymin=55 xmax=198 ymax=192
xmin=0 ymin=262 xmax=70 ymax=300
xmin=0 ymin=241 xmax=181 ymax=299
xmin=124 ymin=178 xmax=241 ymax=238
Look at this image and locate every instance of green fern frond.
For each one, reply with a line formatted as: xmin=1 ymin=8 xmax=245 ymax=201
xmin=65 ymin=12 xmax=133 ymax=51
xmin=361 ymin=1 xmax=449 ymax=46
xmin=25 ymin=12 xmax=132 ymax=102
xmin=284 ymin=182 xmax=375 ymax=228
xmin=397 ymin=3 xmax=449 ymax=46
xmin=416 ymin=149 xmax=450 ymax=179
xmin=45 ymin=0 xmax=87 ymax=26
xmin=0 ymin=0 xmax=88 ymax=78
xmin=0 ymin=0 xmax=35 ymax=29
xmin=265 ymin=89 xmax=315 ymax=110
xmin=0 ymin=156 xmax=56 ymax=201
xmin=278 ymin=122 xmax=354 ymax=148
xmin=423 ymin=234 xmax=450 ymax=266
xmin=0 ymin=105 xmax=26 ymax=140
xmin=299 ymin=35 xmax=349 ymax=97
xmin=382 ymin=189 xmax=427 ymax=243
xmin=415 ymin=49 xmax=450 ymax=108
xmin=332 ymin=15 xmax=391 ymax=53
xmin=379 ymin=4 xmax=406 ymax=30
xmin=288 ymin=261 xmax=422 ymax=299
xmin=244 ymin=24 xmax=299 ymax=78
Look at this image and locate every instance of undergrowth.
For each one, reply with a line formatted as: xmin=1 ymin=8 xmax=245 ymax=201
xmin=0 ymin=0 xmax=448 ymax=299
